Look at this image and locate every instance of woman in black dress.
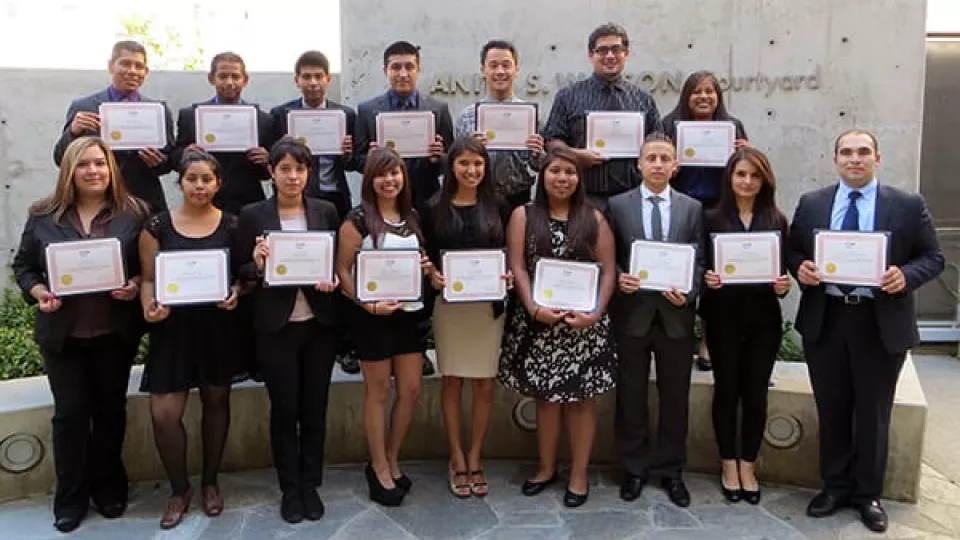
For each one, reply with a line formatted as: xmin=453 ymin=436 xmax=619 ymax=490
xmin=701 ymin=147 xmax=791 ymax=504
xmin=12 ymin=136 xmax=147 ymax=533
xmin=138 ymin=151 xmax=247 ymax=529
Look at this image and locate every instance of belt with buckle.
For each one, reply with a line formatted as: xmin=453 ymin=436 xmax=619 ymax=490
xmin=829 ymin=294 xmax=869 ymax=305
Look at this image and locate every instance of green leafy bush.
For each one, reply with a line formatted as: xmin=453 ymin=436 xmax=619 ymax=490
xmin=0 ymin=287 xmax=44 ymax=380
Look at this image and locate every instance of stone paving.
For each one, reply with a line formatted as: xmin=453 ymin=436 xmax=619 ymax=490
xmin=2 ymin=460 xmax=960 ymax=540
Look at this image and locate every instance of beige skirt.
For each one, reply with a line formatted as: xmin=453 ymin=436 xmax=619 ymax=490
xmin=432 ymin=300 xmax=505 ymax=378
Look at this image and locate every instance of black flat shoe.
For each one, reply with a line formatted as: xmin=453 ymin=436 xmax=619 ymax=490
xmin=620 ymin=474 xmax=647 ymax=501
xmin=280 ymin=491 xmax=304 ymax=524
xmin=393 ymin=473 xmax=412 ymax=494
xmin=365 ymin=463 xmax=404 ymax=507
xmin=661 ymin=478 xmax=691 ymax=508
xmin=521 ymin=472 xmax=558 ymax=496
xmin=563 ymin=488 xmax=589 ymax=508
xmin=742 ymin=488 xmax=761 ymax=505
xmin=721 ymin=484 xmax=742 ymax=503
xmin=855 ymin=499 xmax=888 ymax=532
xmin=301 ymin=486 xmax=325 ymax=521
xmin=806 ymin=491 xmax=848 ymax=518
xmin=54 ymin=515 xmax=83 ymax=533
xmin=696 ymin=356 xmax=713 ymax=371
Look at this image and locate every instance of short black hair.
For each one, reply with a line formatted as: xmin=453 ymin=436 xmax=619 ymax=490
xmin=587 ymin=23 xmax=630 ymax=52
xmin=209 ymin=51 xmax=246 ymax=76
xmin=383 ymin=41 xmax=420 ymax=67
xmin=834 ymin=129 xmax=879 ymax=155
xmin=177 ymin=150 xmax=222 ymax=183
xmin=294 ymin=50 xmax=330 ymax=76
xmin=269 ymin=139 xmax=313 ymax=169
xmin=111 ymin=40 xmax=147 ymax=62
xmin=480 ymin=40 xmax=518 ymax=65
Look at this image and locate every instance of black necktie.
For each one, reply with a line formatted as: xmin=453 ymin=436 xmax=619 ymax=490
xmin=838 ymin=190 xmax=863 ymax=294
xmin=649 ymin=195 xmax=664 ymax=241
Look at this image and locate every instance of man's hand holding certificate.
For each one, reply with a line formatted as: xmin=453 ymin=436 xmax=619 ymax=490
xmin=195 ymin=105 xmax=259 ymax=152
xmin=814 ymin=231 xmax=889 ymax=288
xmin=287 ymin=110 xmax=346 ymax=155
xmin=532 ymin=258 xmax=600 ymax=312
xmin=439 ymin=250 xmax=507 ymax=302
xmin=675 ymin=121 xmax=736 ymax=167
xmin=376 ymin=112 xmax=435 ymax=158
xmin=99 ymin=102 xmax=168 ymax=150
xmin=475 ymin=103 xmax=537 ymax=151
xmin=155 ymin=249 xmax=231 ymax=305
xmin=628 ymin=240 xmax=695 ymax=294
xmin=711 ymin=232 xmax=780 ymax=284
xmin=264 ymin=232 xmax=336 ymax=287
xmin=46 ymin=238 xmax=127 ymax=297
xmin=585 ymin=112 xmax=645 ymax=158
xmin=356 ymin=250 xmax=423 ymax=302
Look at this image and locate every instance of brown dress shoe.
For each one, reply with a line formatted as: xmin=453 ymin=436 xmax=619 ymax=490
xmin=203 ymin=486 xmax=224 ymax=517
xmin=160 ymin=489 xmax=193 ymax=530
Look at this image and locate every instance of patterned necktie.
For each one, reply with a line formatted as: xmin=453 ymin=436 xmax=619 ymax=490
xmin=838 ymin=190 xmax=863 ymax=294
xmin=649 ymin=195 xmax=664 ymax=241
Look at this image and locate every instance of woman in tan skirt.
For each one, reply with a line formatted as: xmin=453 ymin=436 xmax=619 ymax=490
xmin=422 ymin=136 xmax=513 ymax=498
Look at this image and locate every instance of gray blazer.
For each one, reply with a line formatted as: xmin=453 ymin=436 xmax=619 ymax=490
xmin=605 ymin=187 xmax=705 ymax=339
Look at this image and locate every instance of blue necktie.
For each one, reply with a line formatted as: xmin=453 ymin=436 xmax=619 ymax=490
xmin=838 ymin=190 xmax=862 ymax=294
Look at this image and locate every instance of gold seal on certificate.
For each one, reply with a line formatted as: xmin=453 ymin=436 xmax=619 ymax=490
xmin=532 ymin=258 xmax=600 ymax=312
xmin=264 ymin=231 xmax=335 ymax=287
xmin=441 ymin=249 xmax=506 ymax=303
xmin=711 ymin=231 xmax=781 ymax=284
xmin=154 ymin=249 xmax=230 ymax=305
xmin=376 ymin=111 xmax=435 ymax=157
xmin=814 ymin=231 xmax=888 ymax=287
xmin=98 ymin=102 xmax=168 ymax=150
xmin=675 ymin=121 xmax=736 ymax=167
xmin=45 ymin=238 xmax=126 ymax=297
xmin=475 ymin=103 xmax=537 ymax=151
xmin=355 ymin=249 xmax=422 ymax=303
xmin=585 ymin=112 xmax=645 ymax=158
xmin=195 ymin=105 xmax=259 ymax=152
xmin=286 ymin=109 xmax=347 ymax=155
xmin=629 ymin=240 xmax=695 ymax=293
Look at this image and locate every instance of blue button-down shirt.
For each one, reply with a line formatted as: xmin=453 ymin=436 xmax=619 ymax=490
xmin=826 ymin=178 xmax=878 ymax=298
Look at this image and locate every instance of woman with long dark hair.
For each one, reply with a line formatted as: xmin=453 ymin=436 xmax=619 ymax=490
xmin=701 ymin=147 xmax=791 ymax=504
xmin=336 ymin=148 xmax=431 ymax=507
xmin=422 ymin=136 xmax=512 ymax=497
xmin=498 ymin=148 xmax=617 ymax=508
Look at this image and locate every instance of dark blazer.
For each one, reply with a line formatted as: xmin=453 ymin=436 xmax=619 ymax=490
xmin=269 ymin=98 xmax=359 ymax=219
xmin=605 ymin=187 xmax=705 ymax=339
xmin=235 ymin=196 xmax=341 ymax=333
xmin=354 ymin=91 xmax=454 ymax=213
xmin=53 ymin=90 xmax=175 ymax=213
xmin=171 ymin=99 xmax=274 ymax=215
xmin=787 ymin=183 xmax=944 ymax=354
xmin=11 ymin=208 xmax=145 ymax=352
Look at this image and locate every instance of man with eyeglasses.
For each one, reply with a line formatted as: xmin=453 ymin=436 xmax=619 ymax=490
xmin=544 ymin=23 xmax=661 ymax=211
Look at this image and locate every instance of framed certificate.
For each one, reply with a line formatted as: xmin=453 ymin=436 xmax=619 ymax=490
xmin=264 ymin=231 xmax=335 ymax=287
xmin=154 ymin=249 xmax=231 ymax=305
xmin=585 ymin=112 xmax=645 ymax=158
xmin=814 ymin=231 xmax=889 ymax=287
xmin=441 ymin=249 xmax=507 ymax=303
xmin=195 ymin=105 xmax=259 ymax=152
xmin=712 ymin=231 xmax=780 ymax=284
xmin=376 ymin=111 xmax=435 ymax=157
xmin=45 ymin=238 xmax=126 ymax=297
xmin=675 ymin=121 xmax=736 ymax=167
xmin=286 ymin=110 xmax=346 ymax=155
xmin=99 ymin=102 xmax=167 ymax=150
xmin=532 ymin=258 xmax=600 ymax=312
xmin=356 ymin=249 xmax=423 ymax=302
xmin=629 ymin=240 xmax=695 ymax=293
xmin=475 ymin=103 xmax=537 ymax=151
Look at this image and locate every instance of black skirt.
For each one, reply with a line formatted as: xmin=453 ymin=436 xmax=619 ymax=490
xmin=348 ymin=302 xmax=426 ymax=361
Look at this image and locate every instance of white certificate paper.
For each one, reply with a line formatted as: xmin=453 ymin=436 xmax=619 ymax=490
xmin=629 ymin=240 xmax=695 ymax=293
xmin=585 ymin=112 xmax=645 ymax=158
xmin=675 ymin=121 xmax=736 ymax=167
xmin=195 ymin=105 xmax=259 ymax=152
xmin=45 ymin=238 xmax=126 ymax=297
xmin=356 ymin=249 xmax=422 ymax=302
xmin=99 ymin=102 xmax=167 ymax=150
xmin=475 ymin=103 xmax=537 ymax=151
xmin=155 ymin=249 xmax=230 ymax=305
xmin=532 ymin=258 xmax=600 ymax=312
xmin=265 ymin=232 xmax=335 ymax=287
xmin=814 ymin=231 xmax=888 ymax=287
xmin=376 ymin=111 xmax=435 ymax=157
xmin=441 ymin=249 xmax=506 ymax=303
xmin=712 ymin=232 xmax=781 ymax=284
xmin=287 ymin=110 xmax=346 ymax=155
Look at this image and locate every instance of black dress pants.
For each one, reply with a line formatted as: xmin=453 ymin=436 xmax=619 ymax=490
xmin=41 ymin=333 xmax=136 ymax=518
xmin=257 ymin=321 xmax=336 ymax=493
xmin=804 ymin=297 xmax=906 ymax=502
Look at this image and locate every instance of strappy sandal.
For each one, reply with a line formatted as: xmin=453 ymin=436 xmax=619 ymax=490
xmin=469 ymin=469 xmax=489 ymax=497
xmin=448 ymin=468 xmax=472 ymax=499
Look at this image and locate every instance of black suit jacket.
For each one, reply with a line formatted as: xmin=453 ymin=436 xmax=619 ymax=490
xmin=171 ymin=99 xmax=274 ymax=214
xmin=54 ymin=90 xmax=175 ymax=213
xmin=605 ymin=187 xmax=705 ymax=339
xmin=269 ymin=98 xmax=359 ymax=219
xmin=787 ymin=183 xmax=944 ymax=354
xmin=11 ymin=208 xmax=146 ymax=352
xmin=235 ymin=196 xmax=341 ymax=333
xmin=354 ymin=92 xmax=454 ymax=213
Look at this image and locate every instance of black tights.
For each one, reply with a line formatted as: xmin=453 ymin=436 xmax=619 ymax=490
xmin=150 ymin=386 xmax=231 ymax=495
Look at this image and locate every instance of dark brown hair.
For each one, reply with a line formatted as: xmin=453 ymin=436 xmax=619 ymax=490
xmin=295 ymin=50 xmax=330 ymax=75
xmin=110 ymin=40 xmax=146 ymax=63
xmin=715 ymin=146 xmax=785 ymax=230
xmin=667 ymin=71 xmax=732 ymax=122
xmin=429 ymin=136 xmax=504 ymax=247
xmin=209 ymin=51 xmax=246 ymax=76
xmin=587 ymin=23 xmax=629 ymax=52
xmin=527 ymin=149 xmax=598 ymax=260
xmin=833 ymin=129 xmax=879 ymax=155
xmin=360 ymin=148 xmax=422 ymax=247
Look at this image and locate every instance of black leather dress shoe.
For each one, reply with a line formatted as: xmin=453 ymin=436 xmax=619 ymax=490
xmin=563 ymin=489 xmax=589 ymax=508
xmin=521 ymin=472 xmax=558 ymax=496
xmin=301 ymin=486 xmax=325 ymax=521
xmin=94 ymin=500 xmax=126 ymax=519
xmin=619 ymin=475 xmax=646 ymax=501
xmin=661 ymin=478 xmax=691 ymax=508
xmin=855 ymin=499 xmax=888 ymax=532
xmin=280 ymin=491 xmax=304 ymax=524
xmin=54 ymin=515 xmax=83 ymax=533
xmin=806 ymin=491 xmax=848 ymax=517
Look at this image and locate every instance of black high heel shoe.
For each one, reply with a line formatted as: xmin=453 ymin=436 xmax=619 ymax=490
xmin=721 ymin=482 xmax=742 ymax=503
xmin=742 ymin=487 xmax=762 ymax=505
xmin=365 ymin=463 xmax=404 ymax=507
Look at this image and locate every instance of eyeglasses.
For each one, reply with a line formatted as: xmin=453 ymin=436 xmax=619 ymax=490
xmin=592 ymin=45 xmax=627 ymax=57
